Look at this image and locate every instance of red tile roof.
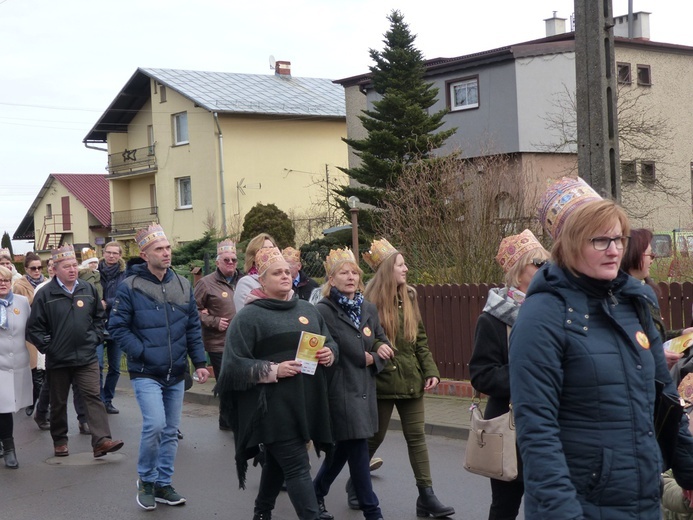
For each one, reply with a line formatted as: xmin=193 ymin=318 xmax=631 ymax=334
xmin=52 ymin=174 xmax=110 ymax=226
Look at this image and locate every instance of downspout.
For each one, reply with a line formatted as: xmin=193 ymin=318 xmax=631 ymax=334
xmin=213 ymin=112 xmax=227 ymax=236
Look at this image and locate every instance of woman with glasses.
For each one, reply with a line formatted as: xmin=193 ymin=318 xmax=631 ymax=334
xmin=622 ymin=228 xmax=693 ymax=369
xmin=510 ymin=198 xmax=693 ymax=518
xmin=469 ymin=229 xmax=549 ymax=520
xmin=0 ymin=266 xmax=33 ymax=468
xmin=13 ymin=252 xmax=45 ymax=303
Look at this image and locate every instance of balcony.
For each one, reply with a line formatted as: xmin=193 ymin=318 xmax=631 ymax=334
xmin=111 ymin=207 xmax=158 ymax=235
xmin=108 ymin=144 xmax=157 ymax=177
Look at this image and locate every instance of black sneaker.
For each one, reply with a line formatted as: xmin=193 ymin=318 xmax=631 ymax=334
xmin=154 ymin=484 xmax=186 ymax=506
xmin=137 ymin=479 xmax=156 ymax=510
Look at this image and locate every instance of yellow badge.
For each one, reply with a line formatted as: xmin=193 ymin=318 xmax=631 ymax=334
xmin=636 ymin=331 xmax=650 ymax=350
xmin=299 ymin=316 xmax=309 ymax=324
xmin=221 ymin=291 xmax=228 ymax=298
xmin=76 ymin=300 xmax=84 ymax=308
xmin=363 ymin=327 xmax=372 ymax=337
xmin=13 ymin=308 xmax=20 ymax=315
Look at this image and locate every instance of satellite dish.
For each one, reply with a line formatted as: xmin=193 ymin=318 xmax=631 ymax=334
xmin=269 ymin=55 xmax=276 ymax=70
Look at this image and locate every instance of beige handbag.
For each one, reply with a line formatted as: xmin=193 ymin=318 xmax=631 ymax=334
xmin=463 ymin=400 xmax=518 ymax=481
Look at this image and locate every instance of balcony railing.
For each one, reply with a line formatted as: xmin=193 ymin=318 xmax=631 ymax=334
xmin=108 ymin=144 xmax=157 ymax=177
xmin=111 ymin=207 xmax=158 ymax=235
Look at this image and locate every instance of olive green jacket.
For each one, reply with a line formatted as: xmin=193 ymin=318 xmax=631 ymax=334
xmin=375 ymin=300 xmax=440 ymax=400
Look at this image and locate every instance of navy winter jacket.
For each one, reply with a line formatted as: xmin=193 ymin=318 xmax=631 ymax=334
xmin=509 ymin=264 xmax=693 ymax=519
xmin=108 ymin=263 xmax=206 ymax=385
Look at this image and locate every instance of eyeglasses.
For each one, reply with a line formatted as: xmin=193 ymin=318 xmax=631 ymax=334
xmin=531 ymin=259 xmax=547 ymax=268
xmin=221 ymin=258 xmax=238 ymax=264
xmin=0 ymin=279 xmax=11 ymax=284
xmin=589 ymin=236 xmax=630 ymax=251
xmin=27 ymin=266 xmax=42 ymax=271
xmin=643 ymin=253 xmax=656 ymax=259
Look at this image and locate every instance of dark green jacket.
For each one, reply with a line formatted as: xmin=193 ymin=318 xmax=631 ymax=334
xmin=374 ymin=289 xmax=440 ymax=400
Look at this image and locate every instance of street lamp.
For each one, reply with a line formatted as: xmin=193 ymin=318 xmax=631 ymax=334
xmin=347 ymin=196 xmax=360 ymax=261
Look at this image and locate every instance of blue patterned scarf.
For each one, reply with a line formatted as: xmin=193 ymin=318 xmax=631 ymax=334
xmin=0 ymin=291 xmax=14 ymax=330
xmin=330 ymin=287 xmax=363 ymax=328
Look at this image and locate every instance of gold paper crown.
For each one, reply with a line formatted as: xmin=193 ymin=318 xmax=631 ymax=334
xmin=135 ymin=222 xmax=167 ymax=251
xmin=52 ymin=244 xmax=76 ymax=263
xmin=81 ymin=248 xmax=97 ymax=260
xmin=0 ymin=248 xmax=11 ymax=260
xmin=217 ymin=239 xmax=237 ymax=255
xmin=323 ymin=248 xmax=357 ymax=275
xmin=281 ymin=247 xmax=301 ymax=264
xmin=495 ymin=229 xmax=543 ymax=273
xmin=255 ymin=247 xmax=285 ymax=276
xmin=362 ymin=238 xmax=398 ymax=271
xmin=538 ymin=177 xmax=602 ymax=239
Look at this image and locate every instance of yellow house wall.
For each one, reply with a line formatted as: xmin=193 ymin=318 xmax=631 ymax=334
xmin=219 ymin=114 xmax=348 ymax=225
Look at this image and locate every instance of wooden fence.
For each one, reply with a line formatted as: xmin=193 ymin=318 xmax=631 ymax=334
xmin=415 ymin=282 xmax=693 ymax=381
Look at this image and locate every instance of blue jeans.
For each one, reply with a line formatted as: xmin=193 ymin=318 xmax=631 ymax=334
xmin=96 ymin=339 xmax=121 ymax=404
xmin=131 ymin=378 xmax=184 ymax=486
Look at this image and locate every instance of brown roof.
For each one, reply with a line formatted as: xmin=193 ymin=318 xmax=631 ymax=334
xmin=51 ymin=174 xmax=110 ymax=226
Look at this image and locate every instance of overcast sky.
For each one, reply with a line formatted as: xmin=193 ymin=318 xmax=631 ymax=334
xmin=1 ymin=0 xmax=691 ymax=253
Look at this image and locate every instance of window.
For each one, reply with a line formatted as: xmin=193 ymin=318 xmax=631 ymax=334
xmin=176 ymin=177 xmax=192 ymax=209
xmin=637 ymin=64 xmax=651 ymax=86
xmin=617 ymin=63 xmax=631 ymax=84
xmin=46 ymin=203 xmax=52 ymax=219
xmin=447 ymin=76 xmax=479 ymax=111
xmin=641 ymin=162 xmax=656 ymax=184
xmin=621 ymin=161 xmax=636 ymax=183
xmin=149 ymin=184 xmax=157 ymax=214
xmin=173 ymin=112 xmax=188 ymax=145
xmin=160 ymin=84 xmax=167 ymax=103
xmin=147 ymin=125 xmax=155 ymax=155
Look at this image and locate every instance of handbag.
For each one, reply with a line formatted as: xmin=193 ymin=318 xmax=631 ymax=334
xmin=464 ymin=395 xmax=518 ymax=481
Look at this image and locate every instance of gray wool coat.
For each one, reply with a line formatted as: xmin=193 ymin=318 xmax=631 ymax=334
xmin=0 ymin=294 xmax=32 ymax=413
xmin=316 ymin=296 xmax=390 ymax=441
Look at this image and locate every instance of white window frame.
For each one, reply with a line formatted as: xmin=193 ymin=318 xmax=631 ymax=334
xmin=448 ymin=76 xmax=479 ymax=112
xmin=173 ymin=112 xmax=189 ymax=145
xmin=176 ymin=177 xmax=192 ymax=209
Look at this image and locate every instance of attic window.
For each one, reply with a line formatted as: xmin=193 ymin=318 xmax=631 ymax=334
xmin=160 ymin=84 xmax=167 ymax=103
xmin=617 ymin=63 xmax=631 ymax=84
xmin=447 ymin=76 xmax=479 ymax=112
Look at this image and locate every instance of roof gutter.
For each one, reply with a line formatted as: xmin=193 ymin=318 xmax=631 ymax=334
xmin=83 ymin=142 xmax=108 ymax=152
xmin=213 ymin=112 xmax=227 ymax=236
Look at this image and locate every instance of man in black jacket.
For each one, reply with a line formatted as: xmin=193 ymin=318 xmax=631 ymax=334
xmin=282 ymin=247 xmax=319 ymax=301
xmin=27 ymin=244 xmax=123 ymax=459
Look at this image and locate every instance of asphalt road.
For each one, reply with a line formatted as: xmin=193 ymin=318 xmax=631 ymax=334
xmin=4 ymin=384 xmax=519 ymax=519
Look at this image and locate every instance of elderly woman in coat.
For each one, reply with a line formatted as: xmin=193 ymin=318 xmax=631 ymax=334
xmin=313 ymin=248 xmax=394 ymax=520
xmin=510 ymin=192 xmax=693 ymax=519
xmin=0 ymin=265 xmax=32 ymax=468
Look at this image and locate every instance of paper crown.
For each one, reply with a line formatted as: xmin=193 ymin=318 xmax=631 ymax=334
xmin=135 ymin=223 xmax=167 ymax=251
xmin=255 ymin=247 xmax=286 ymax=276
xmin=281 ymin=247 xmax=301 ymax=264
xmin=52 ymin=244 xmax=76 ymax=263
xmin=81 ymin=248 xmax=97 ymax=260
xmin=362 ymin=238 xmax=398 ymax=272
xmin=495 ymin=229 xmax=543 ymax=273
xmin=0 ymin=248 xmax=11 ymax=260
xmin=324 ymin=248 xmax=357 ymax=274
xmin=217 ymin=239 xmax=237 ymax=255
xmin=538 ymin=177 xmax=602 ymax=239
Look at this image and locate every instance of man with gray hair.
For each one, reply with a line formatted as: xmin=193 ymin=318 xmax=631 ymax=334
xmin=193 ymin=239 xmax=238 ymax=430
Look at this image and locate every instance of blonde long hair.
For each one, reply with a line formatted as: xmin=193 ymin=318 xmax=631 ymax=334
xmin=243 ymin=233 xmax=276 ymax=273
xmin=364 ymin=253 xmax=420 ymax=343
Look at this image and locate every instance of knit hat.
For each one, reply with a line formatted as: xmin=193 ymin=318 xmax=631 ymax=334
xmin=324 ymin=248 xmax=357 ymax=275
xmin=538 ymin=177 xmax=602 ymax=239
xmin=135 ymin=223 xmax=168 ymax=252
xmin=362 ymin=239 xmax=398 ymax=272
xmin=217 ymin=239 xmax=236 ymax=255
xmin=495 ymin=229 xmax=543 ymax=273
xmin=282 ymin=247 xmax=301 ymax=264
xmin=52 ymin=244 xmax=76 ymax=264
xmin=255 ymin=247 xmax=286 ymax=276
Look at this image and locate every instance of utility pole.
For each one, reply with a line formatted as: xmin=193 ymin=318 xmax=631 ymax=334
xmin=574 ymin=0 xmax=621 ymax=201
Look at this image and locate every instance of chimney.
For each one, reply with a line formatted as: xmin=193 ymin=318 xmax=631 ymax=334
xmin=275 ymin=60 xmax=291 ymax=78
xmin=613 ymin=12 xmax=651 ymax=40
xmin=544 ymin=11 xmax=567 ymax=37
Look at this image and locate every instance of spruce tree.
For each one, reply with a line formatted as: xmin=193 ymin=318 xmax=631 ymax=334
xmin=336 ymin=10 xmax=456 ymax=233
